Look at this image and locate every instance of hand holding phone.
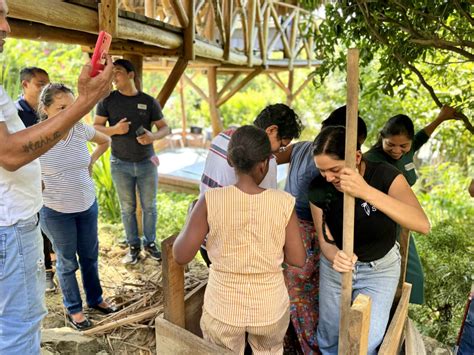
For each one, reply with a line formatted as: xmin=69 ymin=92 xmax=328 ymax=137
xmin=90 ymin=31 xmax=112 ymax=77
xmin=135 ymin=125 xmax=146 ymax=137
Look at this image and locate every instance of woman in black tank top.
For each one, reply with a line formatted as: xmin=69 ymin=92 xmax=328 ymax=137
xmin=308 ymin=126 xmax=430 ymax=355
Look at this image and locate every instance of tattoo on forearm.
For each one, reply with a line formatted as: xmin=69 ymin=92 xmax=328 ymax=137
xmin=22 ymin=131 xmax=62 ymax=153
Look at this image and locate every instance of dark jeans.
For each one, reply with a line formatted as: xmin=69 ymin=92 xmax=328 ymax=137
xmin=40 ymin=200 xmax=103 ymax=315
xmin=459 ymin=298 xmax=474 ymax=355
xmin=42 ymin=229 xmax=53 ymax=270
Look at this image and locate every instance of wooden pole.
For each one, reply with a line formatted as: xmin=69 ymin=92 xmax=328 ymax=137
xmin=338 ymin=48 xmax=359 ymax=353
xmin=145 ymin=0 xmax=157 ymax=18
xmin=207 ymin=67 xmax=224 ymax=136
xmin=179 ymin=78 xmax=187 ymax=140
xmin=157 ymin=57 xmax=189 ymax=108
xmin=161 ymin=236 xmax=186 ymax=327
xmin=98 ymin=0 xmax=118 ymax=37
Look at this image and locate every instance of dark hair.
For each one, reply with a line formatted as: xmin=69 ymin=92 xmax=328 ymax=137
xmin=321 ymin=105 xmax=367 ymax=144
xmin=253 ymin=103 xmax=303 ymax=140
xmin=228 ymin=125 xmax=271 ymax=174
xmin=20 ymin=67 xmax=49 ymax=82
xmin=113 ymin=59 xmax=136 ymax=73
xmin=374 ymin=114 xmax=415 ymax=148
xmin=312 ymin=126 xmax=361 ymax=160
xmin=38 ymin=83 xmax=74 ymax=121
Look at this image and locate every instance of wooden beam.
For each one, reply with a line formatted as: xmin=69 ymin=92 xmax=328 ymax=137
xmin=183 ymin=74 xmax=209 ymax=102
xmin=287 ymin=70 xmax=294 ymax=105
xmin=145 ymin=0 xmax=157 ymax=18
xmin=267 ymin=73 xmax=289 ymax=94
xmin=293 ymin=72 xmax=315 ymax=99
xmin=218 ymin=72 xmax=241 ymax=99
xmin=255 ymin=0 xmax=265 ymax=62
xmin=379 ymin=283 xmax=413 ymax=355
xmin=208 ymin=67 xmax=224 ymax=136
xmin=217 ymin=68 xmax=263 ymax=107
xmin=161 ymin=236 xmax=186 ymax=328
xmin=247 ymin=0 xmax=257 ymax=67
xmin=157 ymin=57 xmax=189 ymax=108
xmin=338 ymin=48 xmax=359 ymax=354
xmin=98 ymin=0 xmax=118 ymax=37
xmin=348 ymin=294 xmax=371 ymax=355
xmin=171 ymin=0 xmax=189 ymax=28
xmin=184 ymin=0 xmax=195 ymax=60
xmin=155 ymin=317 xmax=233 ymax=354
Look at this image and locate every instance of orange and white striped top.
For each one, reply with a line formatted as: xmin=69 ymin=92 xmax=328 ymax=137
xmin=204 ymin=185 xmax=295 ymax=327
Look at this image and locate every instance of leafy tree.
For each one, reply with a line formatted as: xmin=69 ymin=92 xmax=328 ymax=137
xmin=301 ymin=0 xmax=473 ymax=134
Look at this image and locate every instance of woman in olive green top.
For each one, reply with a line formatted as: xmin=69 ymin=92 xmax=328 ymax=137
xmin=365 ymin=105 xmax=457 ymax=304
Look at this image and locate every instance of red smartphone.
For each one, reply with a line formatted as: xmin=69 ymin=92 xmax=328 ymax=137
xmin=90 ymin=31 xmax=112 ymax=77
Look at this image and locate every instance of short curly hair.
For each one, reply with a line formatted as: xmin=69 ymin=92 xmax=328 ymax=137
xmin=253 ymin=103 xmax=303 ymax=140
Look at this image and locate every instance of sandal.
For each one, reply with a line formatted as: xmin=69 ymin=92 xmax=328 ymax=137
xmin=67 ymin=313 xmax=92 ymax=331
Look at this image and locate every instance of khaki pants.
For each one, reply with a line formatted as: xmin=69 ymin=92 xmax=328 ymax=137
xmin=200 ymin=308 xmax=290 ymax=355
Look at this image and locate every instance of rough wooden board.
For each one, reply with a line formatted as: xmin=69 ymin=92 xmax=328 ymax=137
xmin=155 ymin=317 xmax=233 ymax=354
xmin=405 ymin=318 xmax=426 ymax=355
xmin=379 ymin=282 xmax=412 ymax=355
xmin=184 ymin=281 xmax=207 ymax=337
xmin=348 ymin=294 xmax=371 ymax=355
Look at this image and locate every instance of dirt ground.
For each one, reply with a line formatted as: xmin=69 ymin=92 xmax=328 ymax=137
xmin=42 ymin=222 xmax=209 ymax=354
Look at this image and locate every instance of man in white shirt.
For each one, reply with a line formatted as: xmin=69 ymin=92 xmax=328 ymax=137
xmin=0 ymin=1 xmax=113 ymax=353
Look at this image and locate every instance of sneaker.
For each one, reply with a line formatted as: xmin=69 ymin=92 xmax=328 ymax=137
xmin=45 ymin=269 xmax=56 ymax=292
xmin=144 ymin=243 xmax=162 ymax=261
xmin=122 ymin=245 xmax=141 ymax=265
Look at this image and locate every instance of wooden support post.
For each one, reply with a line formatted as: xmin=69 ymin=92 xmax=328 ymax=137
xmin=348 ymin=294 xmax=371 ymax=355
xmin=161 ymin=236 xmax=186 ymax=328
xmin=286 ymin=70 xmax=294 ymax=106
xmin=208 ymin=67 xmax=223 ymax=136
xmin=338 ymin=48 xmax=359 ymax=354
xmin=171 ymin=0 xmax=189 ymax=27
xmin=379 ymin=283 xmax=413 ymax=355
xmin=247 ymin=0 xmax=257 ymax=67
xmin=184 ymin=0 xmax=195 ymax=60
xmin=289 ymin=9 xmax=299 ymax=70
xmin=183 ymin=74 xmax=209 ymax=102
xmin=98 ymin=0 xmax=118 ymax=37
xmin=395 ymin=228 xmax=410 ymax=301
xmin=157 ymin=58 xmax=189 ymax=108
xmin=179 ymin=79 xmax=187 ymax=140
xmin=217 ymin=68 xmax=263 ymax=107
xmin=262 ymin=3 xmax=270 ymax=66
xmin=145 ymin=0 xmax=156 ymax=18
xmin=223 ymin=0 xmax=233 ymax=60
xmin=267 ymin=73 xmax=289 ymax=94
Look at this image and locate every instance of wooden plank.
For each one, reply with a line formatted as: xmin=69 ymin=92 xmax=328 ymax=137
xmin=338 ymin=48 xmax=359 ymax=354
xmin=217 ymin=68 xmax=263 ymax=107
xmin=98 ymin=0 xmax=118 ymax=36
xmin=405 ymin=318 xmax=426 ymax=355
xmin=145 ymin=0 xmax=156 ymax=18
xmin=184 ymin=281 xmax=207 ymax=337
xmin=161 ymin=236 xmax=186 ymax=328
xmin=157 ymin=57 xmax=189 ymax=108
xmin=171 ymin=0 xmax=189 ymax=28
xmin=158 ymin=174 xmax=200 ymax=194
xmin=348 ymin=294 xmax=371 ymax=355
xmin=379 ymin=282 xmax=413 ymax=355
xmin=155 ymin=317 xmax=233 ymax=354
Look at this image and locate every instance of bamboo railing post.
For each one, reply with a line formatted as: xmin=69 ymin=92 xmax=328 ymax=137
xmin=98 ymin=0 xmax=118 ymax=37
xmin=208 ymin=67 xmax=224 ymax=136
xmin=145 ymin=0 xmax=156 ymax=18
xmin=338 ymin=48 xmax=360 ymax=353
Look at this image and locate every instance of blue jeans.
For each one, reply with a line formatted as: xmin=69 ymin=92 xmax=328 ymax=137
xmin=0 ymin=215 xmax=47 ymax=354
xmin=317 ymin=244 xmax=401 ymax=355
xmin=40 ymin=201 xmax=103 ymax=315
xmin=458 ymin=297 xmax=474 ymax=354
xmin=110 ymin=155 xmax=158 ymax=247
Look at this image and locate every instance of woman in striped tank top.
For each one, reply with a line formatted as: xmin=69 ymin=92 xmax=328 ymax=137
xmin=38 ymin=84 xmax=117 ymax=330
xmin=174 ymin=125 xmax=306 ymax=354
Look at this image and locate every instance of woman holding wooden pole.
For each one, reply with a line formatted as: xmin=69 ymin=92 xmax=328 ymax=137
xmin=308 ymin=126 xmax=430 ymax=354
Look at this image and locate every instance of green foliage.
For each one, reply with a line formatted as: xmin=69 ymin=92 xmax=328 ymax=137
xmin=301 ymin=0 xmax=473 ymax=134
xmin=92 ymin=149 xmax=121 ymax=223
xmin=156 ymin=191 xmax=196 ymax=241
xmin=410 ymin=220 xmax=473 ymax=345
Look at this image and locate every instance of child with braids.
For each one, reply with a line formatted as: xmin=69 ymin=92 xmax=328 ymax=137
xmin=173 ymin=125 xmax=305 ymax=355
